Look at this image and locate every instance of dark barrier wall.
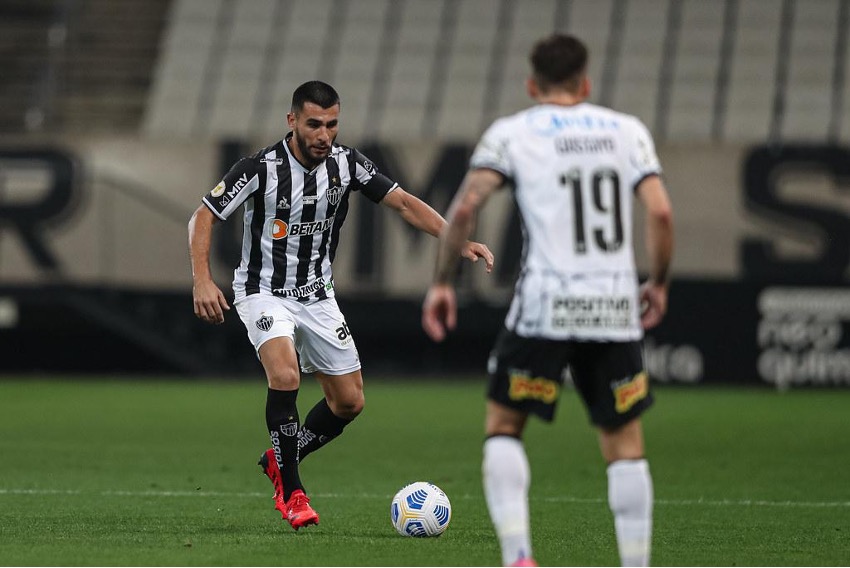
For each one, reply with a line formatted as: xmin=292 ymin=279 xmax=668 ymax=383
xmin=2 ymin=280 xmax=849 ymax=387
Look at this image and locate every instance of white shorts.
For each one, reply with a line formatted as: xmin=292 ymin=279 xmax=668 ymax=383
xmin=234 ymin=294 xmax=360 ymax=375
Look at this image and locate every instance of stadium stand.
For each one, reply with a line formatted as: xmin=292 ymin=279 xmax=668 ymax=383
xmin=782 ymin=0 xmax=841 ymax=140
xmin=2 ymin=0 xmax=847 ymax=143
xmin=724 ymin=0 xmax=784 ymax=141
xmin=0 ymin=0 xmax=169 ymax=133
xmin=667 ymin=0 xmax=726 ymax=141
xmin=141 ymin=0 xmax=850 ymax=144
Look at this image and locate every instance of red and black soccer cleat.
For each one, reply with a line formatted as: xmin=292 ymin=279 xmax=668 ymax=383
xmin=258 ymin=448 xmax=287 ymax=519
xmin=285 ymin=489 xmax=320 ymax=530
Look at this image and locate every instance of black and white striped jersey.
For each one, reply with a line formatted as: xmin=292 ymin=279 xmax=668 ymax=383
xmin=471 ymin=102 xmax=662 ymax=341
xmin=203 ymin=133 xmax=397 ymax=303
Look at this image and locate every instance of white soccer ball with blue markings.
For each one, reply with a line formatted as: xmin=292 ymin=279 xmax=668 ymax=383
xmin=390 ymin=481 xmax=452 ymax=537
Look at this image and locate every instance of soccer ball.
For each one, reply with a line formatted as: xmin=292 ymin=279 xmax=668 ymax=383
xmin=390 ymin=481 xmax=452 ymax=537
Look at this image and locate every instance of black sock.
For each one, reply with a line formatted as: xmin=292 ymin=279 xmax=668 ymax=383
xmin=266 ymin=388 xmax=303 ymax=500
xmin=297 ymin=398 xmax=353 ymax=462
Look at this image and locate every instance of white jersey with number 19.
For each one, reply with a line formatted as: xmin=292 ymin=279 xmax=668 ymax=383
xmin=470 ymin=102 xmax=662 ymax=341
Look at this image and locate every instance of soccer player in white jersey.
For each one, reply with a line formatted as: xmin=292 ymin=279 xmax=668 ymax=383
xmin=422 ymin=35 xmax=674 ymax=566
xmin=189 ymin=81 xmax=493 ymax=530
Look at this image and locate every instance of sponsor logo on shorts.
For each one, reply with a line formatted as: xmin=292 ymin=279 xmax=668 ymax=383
xmin=508 ymin=370 xmax=559 ymax=404
xmin=335 ymin=321 xmax=352 ymax=345
xmin=255 ymin=314 xmax=274 ymax=332
xmin=611 ymin=371 xmax=649 ymax=413
xmin=210 ymin=180 xmax=226 ymax=197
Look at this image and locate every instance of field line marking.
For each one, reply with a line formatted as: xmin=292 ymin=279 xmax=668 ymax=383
xmin=542 ymin=496 xmax=850 ymax=508
xmin=1 ymin=488 xmax=848 ymax=508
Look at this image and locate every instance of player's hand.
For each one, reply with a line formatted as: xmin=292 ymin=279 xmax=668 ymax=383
xmin=422 ymin=284 xmax=458 ymax=342
xmin=193 ymin=279 xmax=231 ymax=325
xmin=461 ymin=241 xmax=494 ymax=273
xmin=639 ymin=280 xmax=668 ymax=330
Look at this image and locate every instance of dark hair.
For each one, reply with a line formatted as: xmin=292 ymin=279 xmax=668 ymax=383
xmin=530 ymin=34 xmax=588 ymax=93
xmin=291 ymin=81 xmax=340 ymax=113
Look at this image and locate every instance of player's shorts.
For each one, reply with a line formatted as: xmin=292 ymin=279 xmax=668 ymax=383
xmin=234 ymin=294 xmax=360 ymax=375
xmin=487 ymin=328 xmax=653 ymax=428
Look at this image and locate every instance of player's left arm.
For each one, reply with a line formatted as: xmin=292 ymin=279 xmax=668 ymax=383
xmin=381 ymin=187 xmax=494 ymax=272
xmin=636 ymin=174 xmax=674 ymax=330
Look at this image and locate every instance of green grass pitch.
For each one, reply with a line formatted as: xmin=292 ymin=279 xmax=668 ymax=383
xmin=0 ymin=377 xmax=848 ymax=566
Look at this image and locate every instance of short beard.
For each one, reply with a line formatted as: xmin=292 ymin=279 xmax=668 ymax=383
xmin=294 ymin=132 xmax=327 ymax=169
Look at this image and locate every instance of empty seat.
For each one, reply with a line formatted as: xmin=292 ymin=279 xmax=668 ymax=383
xmin=667 ymin=0 xmax=725 ymax=140
xmin=782 ymin=0 xmax=839 ymax=140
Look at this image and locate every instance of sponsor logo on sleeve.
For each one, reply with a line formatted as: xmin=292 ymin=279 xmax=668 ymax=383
xmin=210 ymin=181 xmax=226 ymax=197
xmin=224 ymin=172 xmax=255 ymax=200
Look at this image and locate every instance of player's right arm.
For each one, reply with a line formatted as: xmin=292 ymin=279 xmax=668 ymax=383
xmin=188 ymin=157 xmax=261 ymax=324
xmin=636 ymin=175 xmax=674 ymax=330
xmin=422 ymin=168 xmax=504 ymax=342
xmin=188 ymin=204 xmax=230 ymax=324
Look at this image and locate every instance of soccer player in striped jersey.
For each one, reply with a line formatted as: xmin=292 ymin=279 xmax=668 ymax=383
xmin=188 ymin=81 xmax=493 ymax=530
xmin=422 ymin=35 xmax=674 ymax=566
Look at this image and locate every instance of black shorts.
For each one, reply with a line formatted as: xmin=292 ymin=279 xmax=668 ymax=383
xmin=487 ymin=328 xmax=653 ymax=428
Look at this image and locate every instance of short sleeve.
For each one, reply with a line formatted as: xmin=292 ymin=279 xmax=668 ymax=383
xmin=202 ymin=158 xmax=262 ymax=220
xmin=469 ymin=119 xmax=512 ymax=178
xmin=348 ymin=148 xmax=397 ymax=203
xmin=626 ymin=118 xmax=662 ymax=191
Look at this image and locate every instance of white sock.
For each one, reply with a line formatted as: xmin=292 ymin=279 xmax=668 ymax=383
xmin=483 ymin=436 xmax=533 ymax=566
xmin=607 ymin=459 xmax=653 ymax=567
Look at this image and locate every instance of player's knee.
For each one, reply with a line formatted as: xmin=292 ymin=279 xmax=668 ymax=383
xmin=265 ymin=366 xmax=300 ymax=390
xmin=331 ymin=396 xmax=364 ymax=420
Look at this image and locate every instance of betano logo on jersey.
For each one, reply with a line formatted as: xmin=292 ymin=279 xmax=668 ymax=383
xmin=508 ymin=370 xmax=559 ymax=404
xmin=271 ymin=216 xmax=336 ymax=240
xmin=611 ymin=371 xmax=648 ymax=413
